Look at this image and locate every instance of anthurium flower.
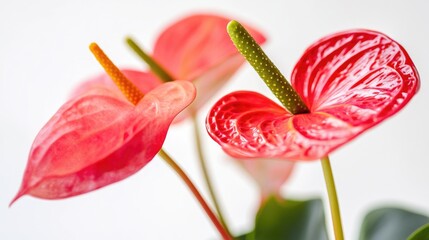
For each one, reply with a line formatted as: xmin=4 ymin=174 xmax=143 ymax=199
xmin=206 ymin=25 xmax=420 ymax=160
xmin=12 ymin=44 xmax=196 ymax=203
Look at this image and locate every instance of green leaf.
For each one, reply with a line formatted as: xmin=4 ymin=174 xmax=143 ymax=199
xmin=236 ymin=197 xmax=328 ymax=240
xmin=407 ymin=224 xmax=429 ymax=240
xmin=359 ymin=207 xmax=429 ymax=240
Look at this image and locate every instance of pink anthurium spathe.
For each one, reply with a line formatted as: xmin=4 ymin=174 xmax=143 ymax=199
xmin=206 ymin=28 xmax=420 ymax=161
xmin=152 ymin=14 xmax=266 ymax=114
xmin=12 ymin=44 xmax=196 ymax=203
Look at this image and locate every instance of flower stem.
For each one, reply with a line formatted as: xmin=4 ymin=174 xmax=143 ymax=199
xmin=125 ymin=37 xmax=174 ymax=82
xmin=321 ymin=156 xmax=344 ymax=240
xmin=158 ymin=149 xmax=233 ymax=240
xmin=127 ymin=36 xmax=233 ymax=235
xmin=192 ymin=114 xmax=232 ymax=236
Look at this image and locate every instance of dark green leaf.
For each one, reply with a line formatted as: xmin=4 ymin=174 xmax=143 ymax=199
xmin=359 ymin=207 xmax=429 ymax=240
xmin=408 ymin=224 xmax=429 ymax=240
xmin=238 ymin=197 xmax=328 ymax=240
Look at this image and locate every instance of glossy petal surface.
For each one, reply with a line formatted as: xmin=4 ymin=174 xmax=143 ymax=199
xmin=207 ymin=30 xmax=419 ymax=160
xmin=292 ymin=30 xmax=419 ymax=119
xmin=153 ymin=14 xmax=266 ymax=117
xmin=13 ymin=81 xmax=195 ymax=201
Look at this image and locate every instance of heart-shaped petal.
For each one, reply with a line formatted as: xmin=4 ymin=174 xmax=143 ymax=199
xmin=207 ymin=30 xmax=419 ymax=160
xmin=291 ymin=30 xmax=419 ymax=123
xmin=12 ymin=81 xmax=195 ymax=202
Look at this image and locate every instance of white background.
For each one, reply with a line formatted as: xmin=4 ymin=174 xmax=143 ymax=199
xmin=1 ymin=0 xmax=428 ymax=239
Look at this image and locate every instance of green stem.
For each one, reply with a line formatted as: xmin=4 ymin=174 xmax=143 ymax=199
xmin=158 ymin=149 xmax=233 ymax=240
xmin=127 ymin=35 xmax=234 ymax=237
xmin=125 ymin=37 xmax=174 ymax=82
xmin=321 ymin=156 xmax=344 ymax=240
xmin=192 ymin=115 xmax=232 ymax=236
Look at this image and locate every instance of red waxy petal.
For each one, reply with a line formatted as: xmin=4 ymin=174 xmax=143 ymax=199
xmin=207 ymin=92 xmax=357 ymax=160
xmin=207 ymin=30 xmax=419 ymax=160
xmin=153 ymin=14 xmax=266 ymax=118
xmin=13 ymin=81 xmax=195 ymax=202
xmin=291 ymin=30 xmax=419 ymax=122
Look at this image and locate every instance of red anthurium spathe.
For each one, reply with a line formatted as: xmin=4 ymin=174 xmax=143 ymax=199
xmin=206 ymin=29 xmax=419 ymax=160
xmin=12 ymin=45 xmax=196 ymax=203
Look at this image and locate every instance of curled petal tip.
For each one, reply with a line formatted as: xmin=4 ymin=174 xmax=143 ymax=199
xmin=177 ymin=80 xmax=196 ymax=97
xmin=9 ymin=188 xmax=27 ymax=207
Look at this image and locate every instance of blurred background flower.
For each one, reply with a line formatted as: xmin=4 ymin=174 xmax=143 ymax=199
xmin=236 ymin=158 xmax=295 ymax=202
